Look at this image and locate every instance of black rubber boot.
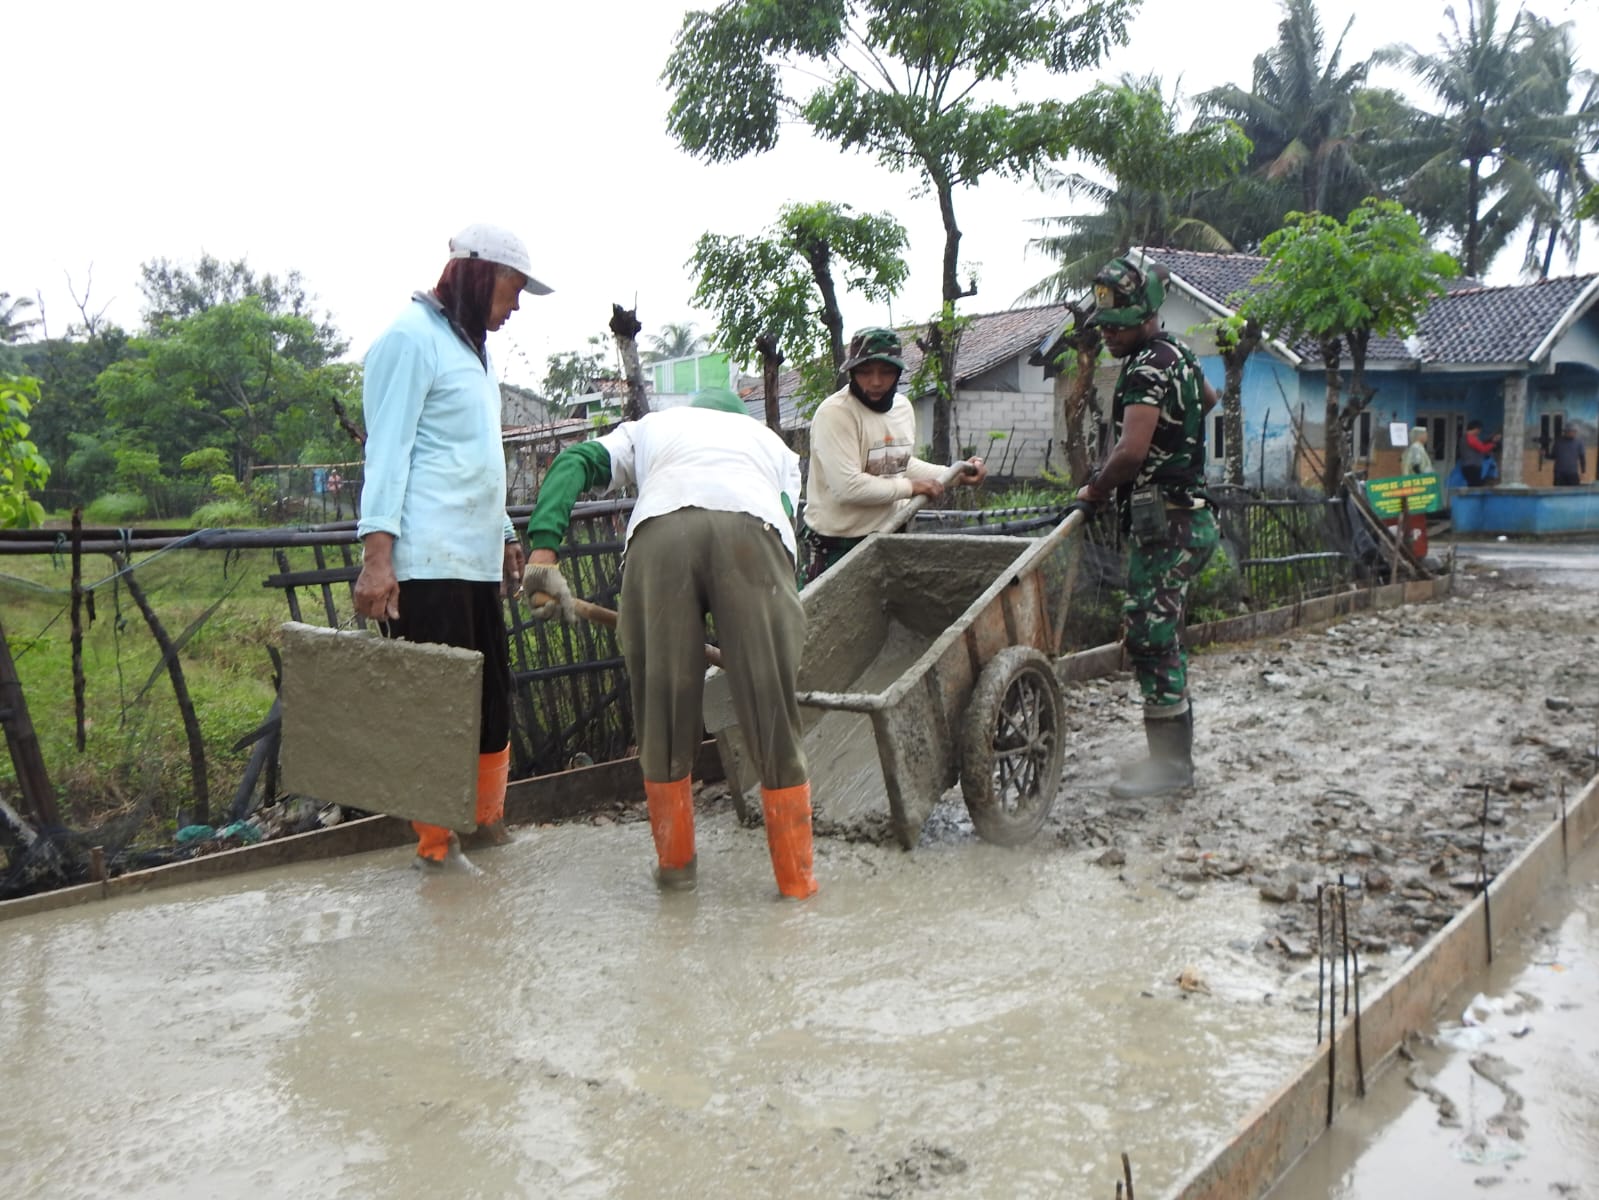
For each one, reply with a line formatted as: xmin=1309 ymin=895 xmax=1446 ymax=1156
xmin=1109 ymin=707 xmax=1194 ymax=799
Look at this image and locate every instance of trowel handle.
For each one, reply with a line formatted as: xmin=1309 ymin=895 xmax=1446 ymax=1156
xmin=535 ymin=593 xmax=724 ymax=668
xmin=876 ymin=460 xmax=979 ymax=534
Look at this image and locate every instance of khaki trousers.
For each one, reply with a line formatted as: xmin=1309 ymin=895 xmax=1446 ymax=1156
xmin=619 ymin=508 xmax=808 ymax=788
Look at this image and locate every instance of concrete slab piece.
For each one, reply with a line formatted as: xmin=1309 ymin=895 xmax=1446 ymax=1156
xmin=279 ymin=622 xmax=480 ymax=831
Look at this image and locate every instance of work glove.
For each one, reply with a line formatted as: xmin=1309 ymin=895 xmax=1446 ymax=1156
xmin=520 ymin=563 xmax=577 ymax=624
xmin=1064 ymin=497 xmax=1103 ymax=523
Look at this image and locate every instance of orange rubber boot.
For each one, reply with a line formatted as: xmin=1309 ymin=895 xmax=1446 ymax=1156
xmin=473 ymin=745 xmax=512 ymax=846
xmin=761 ymin=782 xmax=818 ymax=899
xmin=413 ymin=821 xmax=452 ymax=864
xmin=644 ymin=776 xmax=696 ymax=890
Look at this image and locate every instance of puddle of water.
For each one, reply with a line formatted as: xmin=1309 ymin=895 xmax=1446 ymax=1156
xmin=2 ymin=815 xmax=1320 ymax=1199
xmin=1268 ymin=838 xmax=1599 ymax=1199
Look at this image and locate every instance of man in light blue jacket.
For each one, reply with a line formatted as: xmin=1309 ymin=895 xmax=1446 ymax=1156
xmin=354 ymin=223 xmax=551 ymax=867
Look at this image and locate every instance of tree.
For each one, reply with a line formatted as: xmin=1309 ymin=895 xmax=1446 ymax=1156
xmin=139 ymin=254 xmax=346 ymax=360
xmin=1579 ymin=187 xmax=1599 ymax=224
xmin=689 ymin=200 xmax=910 ymax=421
xmin=18 ymin=323 xmax=133 ymax=498
xmin=1022 ymin=77 xmax=1250 ymax=301
xmin=1 ymin=374 xmax=50 ymax=529
xmin=1379 ymin=0 xmax=1597 ymax=278
xmin=541 ymin=338 xmax=610 ymax=417
xmin=1196 ymin=0 xmax=1375 ymax=248
xmin=1242 ymin=199 xmax=1457 ymax=492
xmin=644 ymin=322 xmax=708 ymax=363
xmin=95 ymin=298 xmax=360 ymax=482
xmin=1516 ymin=14 xmax=1598 ymax=277
xmin=0 ymin=292 xmax=40 ymax=345
xmin=1212 ymin=314 xmax=1263 ymax=487
xmin=664 ymin=0 xmax=1137 ymax=462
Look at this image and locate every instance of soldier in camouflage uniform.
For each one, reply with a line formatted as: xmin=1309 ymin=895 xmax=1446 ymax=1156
xmin=1074 ymin=257 xmax=1219 ymax=799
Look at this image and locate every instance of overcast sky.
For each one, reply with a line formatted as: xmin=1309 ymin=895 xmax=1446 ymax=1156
xmin=8 ymin=0 xmax=1597 ymax=389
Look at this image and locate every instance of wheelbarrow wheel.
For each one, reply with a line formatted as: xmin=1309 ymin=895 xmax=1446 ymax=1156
xmin=960 ymin=646 xmax=1066 ymax=846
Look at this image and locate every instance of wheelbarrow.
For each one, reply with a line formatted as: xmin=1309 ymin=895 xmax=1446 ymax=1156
xmin=705 ymin=507 xmax=1088 ymax=850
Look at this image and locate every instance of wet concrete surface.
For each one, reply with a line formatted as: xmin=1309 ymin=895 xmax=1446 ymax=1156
xmin=8 ymin=538 xmax=1599 ymax=1199
xmin=3 ymin=814 xmax=1313 ymax=1199
xmin=1269 ymin=823 xmax=1599 ymax=1199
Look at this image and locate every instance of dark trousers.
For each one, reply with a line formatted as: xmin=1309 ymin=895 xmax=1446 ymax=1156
xmin=385 ymin=580 xmax=511 ymax=752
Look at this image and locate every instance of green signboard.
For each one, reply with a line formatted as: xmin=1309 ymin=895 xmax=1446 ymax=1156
xmin=1365 ymin=472 xmax=1443 ymax=518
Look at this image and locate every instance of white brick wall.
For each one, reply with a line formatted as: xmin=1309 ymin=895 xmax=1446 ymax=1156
xmin=955 ymin=387 xmax=1059 ymax=476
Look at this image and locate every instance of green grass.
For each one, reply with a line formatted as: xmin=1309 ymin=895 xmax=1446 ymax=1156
xmin=2 ymin=546 xmax=290 ymax=831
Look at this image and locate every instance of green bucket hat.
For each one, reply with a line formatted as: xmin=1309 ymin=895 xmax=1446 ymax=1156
xmin=690 ymin=387 xmax=750 ymax=416
xmin=1085 ymin=257 xmax=1165 ymax=329
xmin=843 ymin=326 xmax=906 ymax=373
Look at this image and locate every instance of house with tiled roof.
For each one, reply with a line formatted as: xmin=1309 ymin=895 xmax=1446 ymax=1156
xmin=747 ymin=304 xmax=1076 ymax=477
xmin=1132 ymin=247 xmax=1599 ymax=487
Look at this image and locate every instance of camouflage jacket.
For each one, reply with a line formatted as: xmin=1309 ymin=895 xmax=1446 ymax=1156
xmin=1111 ymin=333 xmax=1206 ymax=505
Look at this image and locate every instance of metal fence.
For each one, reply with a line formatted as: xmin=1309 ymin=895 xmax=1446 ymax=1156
xmin=2 ymin=487 xmax=1373 ymax=853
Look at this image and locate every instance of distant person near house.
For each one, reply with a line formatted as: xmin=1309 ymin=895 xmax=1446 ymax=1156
xmin=1460 ymin=421 xmax=1501 ymax=487
xmin=797 ymin=326 xmax=987 ymax=584
xmin=326 ymin=467 xmax=343 ymax=518
xmin=354 ymin=222 xmax=552 ymax=869
xmin=1552 ymin=426 xmax=1586 ymax=486
xmin=1402 ymin=428 xmax=1434 ymax=476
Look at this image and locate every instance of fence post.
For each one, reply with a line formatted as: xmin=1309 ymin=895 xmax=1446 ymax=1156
xmin=0 ymin=616 xmax=61 ymax=831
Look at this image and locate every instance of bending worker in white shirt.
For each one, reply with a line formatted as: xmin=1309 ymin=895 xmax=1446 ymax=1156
xmin=521 ymin=389 xmax=816 ymax=899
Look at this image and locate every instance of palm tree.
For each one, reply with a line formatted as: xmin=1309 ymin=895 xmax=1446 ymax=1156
xmin=1196 ymin=0 xmax=1374 ymax=246
xmin=1379 ymin=0 xmax=1596 ymax=278
xmin=1021 ymin=77 xmax=1247 ymax=302
xmin=1021 ymin=174 xmax=1237 ymax=302
xmin=0 ymin=292 xmax=39 ymax=344
xmin=644 ymin=322 xmax=707 ymax=363
xmin=1516 ymin=15 xmax=1598 ymax=277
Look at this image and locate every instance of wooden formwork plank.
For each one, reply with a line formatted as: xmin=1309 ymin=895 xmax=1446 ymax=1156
xmin=1166 ymin=772 xmax=1599 ymax=1200
xmin=0 ymin=740 xmax=724 ymax=925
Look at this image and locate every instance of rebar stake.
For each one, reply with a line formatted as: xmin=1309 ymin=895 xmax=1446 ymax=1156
xmin=1316 ymin=882 xmax=1326 ymax=1045
xmin=1121 ymin=1151 xmax=1135 ymax=1200
xmin=1559 ymin=778 xmax=1568 ymax=865
xmin=1337 ymin=875 xmax=1351 ymax=1016
xmin=1479 ymin=783 xmax=1493 ymax=965
xmin=1350 ymin=942 xmax=1366 ymax=1098
xmin=1327 ymin=896 xmax=1338 ymax=1127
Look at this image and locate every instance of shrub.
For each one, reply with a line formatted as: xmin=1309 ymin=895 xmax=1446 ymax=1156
xmin=85 ymin=491 xmax=150 ymax=523
xmin=190 ymin=499 xmax=256 ymax=527
xmin=1189 ymin=538 xmax=1246 ymax=623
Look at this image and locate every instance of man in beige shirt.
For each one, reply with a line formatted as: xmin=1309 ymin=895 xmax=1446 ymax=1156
xmin=798 ymin=326 xmax=986 ymax=583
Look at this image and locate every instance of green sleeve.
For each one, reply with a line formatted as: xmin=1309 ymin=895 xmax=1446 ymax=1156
xmin=525 ymin=441 xmax=613 ymax=552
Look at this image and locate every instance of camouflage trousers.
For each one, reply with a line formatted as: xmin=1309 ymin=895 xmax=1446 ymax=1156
xmin=796 ymin=522 xmax=865 ymax=588
xmin=1123 ymin=506 xmax=1219 ymax=713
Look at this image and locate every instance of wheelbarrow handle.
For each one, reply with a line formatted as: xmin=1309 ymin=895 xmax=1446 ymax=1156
xmin=875 ymin=460 xmax=979 ymax=535
xmin=528 ymin=593 xmax=724 ymax=669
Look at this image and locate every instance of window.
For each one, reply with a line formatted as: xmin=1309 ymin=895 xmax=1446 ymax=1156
xmin=1539 ymin=412 xmax=1565 ymax=458
xmin=1429 ymin=416 xmax=1448 ymax=460
xmin=1355 ymin=410 xmax=1372 ymax=458
xmin=1211 ymin=414 xmax=1226 ymax=459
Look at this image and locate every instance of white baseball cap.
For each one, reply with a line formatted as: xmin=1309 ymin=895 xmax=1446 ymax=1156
xmin=447 ymin=223 xmax=553 ymax=295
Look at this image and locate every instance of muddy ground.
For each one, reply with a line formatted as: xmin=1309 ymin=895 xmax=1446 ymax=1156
xmin=697 ymin=543 xmax=1599 ymax=991
xmin=1045 ymin=549 xmax=1599 ymax=975
xmin=7 ymin=545 xmax=1598 ymax=1200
